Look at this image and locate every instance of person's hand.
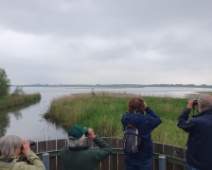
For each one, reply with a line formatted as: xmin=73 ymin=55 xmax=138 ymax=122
xmin=143 ymin=101 xmax=147 ymax=110
xmin=187 ymin=99 xmax=196 ymax=109
xmin=87 ymin=128 xmax=96 ymax=140
xmin=141 ymin=101 xmax=147 ymax=111
xmin=21 ymin=140 xmax=31 ymax=155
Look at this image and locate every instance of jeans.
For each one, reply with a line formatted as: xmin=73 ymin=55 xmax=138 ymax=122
xmin=188 ymin=165 xmax=200 ymax=170
xmin=124 ymin=156 xmax=152 ymax=170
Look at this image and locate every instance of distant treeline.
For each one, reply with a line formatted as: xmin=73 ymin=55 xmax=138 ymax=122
xmin=11 ymin=84 xmax=212 ymax=88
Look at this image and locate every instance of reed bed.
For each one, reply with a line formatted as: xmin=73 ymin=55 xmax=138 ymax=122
xmin=44 ymin=92 xmax=194 ymax=147
xmin=0 ymin=93 xmax=41 ymax=111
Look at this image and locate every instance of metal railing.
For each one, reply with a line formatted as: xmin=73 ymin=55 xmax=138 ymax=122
xmin=31 ymin=138 xmax=187 ymax=170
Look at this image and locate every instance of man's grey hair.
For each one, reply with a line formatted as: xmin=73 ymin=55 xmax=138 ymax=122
xmin=67 ymin=134 xmax=86 ymax=147
xmin=0 ymin=135 xmax=22 ymax=157
xmin=198 ymin=95 xmax=212 ymax=108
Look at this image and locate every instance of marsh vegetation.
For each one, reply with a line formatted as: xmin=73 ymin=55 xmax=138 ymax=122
xmin=0 ymin=92 xmax=41 ymax=111
xmin=44 ymin=92 xmax=198 ymax=147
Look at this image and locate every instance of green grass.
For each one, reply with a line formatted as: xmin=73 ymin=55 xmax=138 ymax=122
xmin=0 ymin=93 xmax=41 ymax=111
xmin=44 ymin=92 xmax=194 ymax=147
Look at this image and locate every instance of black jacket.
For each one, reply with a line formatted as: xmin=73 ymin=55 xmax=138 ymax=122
xmin=177 ymin=108 xmax=212 ymax=170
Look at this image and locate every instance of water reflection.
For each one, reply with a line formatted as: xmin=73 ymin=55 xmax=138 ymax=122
xmin=12 ymin=111 xmax=23 ymax=120
xmin=0 ymin=111 xmax=9 ymax=136
xmin=5 ymin=87 xmax=70 ymax=141
xmin=0 ymin=99 xmax=41 ymax=137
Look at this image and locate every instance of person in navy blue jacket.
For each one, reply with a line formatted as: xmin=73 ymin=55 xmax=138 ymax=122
xmin=177 ymin=94 xmax=212 ymax=170
xmin=121 ymin=97 xmax=162 ymax=170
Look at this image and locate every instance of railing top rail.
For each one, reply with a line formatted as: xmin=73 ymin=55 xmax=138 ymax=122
xmin=32 ymin=137 xmax=186 ymax=163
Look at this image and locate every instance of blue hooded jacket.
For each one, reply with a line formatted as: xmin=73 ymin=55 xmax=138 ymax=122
xmin=121 ymin=107 xmax=162 ymax=159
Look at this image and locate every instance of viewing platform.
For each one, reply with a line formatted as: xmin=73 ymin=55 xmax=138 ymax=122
xmin=32 ymin=137 xmax=187 ymax=170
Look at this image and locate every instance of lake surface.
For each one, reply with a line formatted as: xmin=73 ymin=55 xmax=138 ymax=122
xmin=3 ymin=86 xmax=212 ymax=141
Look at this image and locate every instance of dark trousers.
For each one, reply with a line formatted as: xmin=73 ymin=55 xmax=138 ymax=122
xmin=124 ymin=156 xmax=152 ymax=170
xmin=188 ymin=165 xmax=200 ymax=170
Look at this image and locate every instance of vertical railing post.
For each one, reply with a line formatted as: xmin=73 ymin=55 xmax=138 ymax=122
xmin=42 ymin=153 xmax=49 ymax=170
xmin=158 ymin=155 xmax=166 ymax=170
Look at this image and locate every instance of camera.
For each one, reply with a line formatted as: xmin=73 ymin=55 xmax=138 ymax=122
xmin=192 ymin=99 xmax=198 ymax=109
xmin=21 ymin=140 xmax=36 ymax=150
xmin=29 ymin=140 xmax=36 ymax=147
xmin=85 ymin=127 xmax=88 ymax=137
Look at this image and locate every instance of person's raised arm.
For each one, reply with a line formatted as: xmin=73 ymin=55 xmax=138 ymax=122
xmin=20 ymin=139 xmax=45 ymax=170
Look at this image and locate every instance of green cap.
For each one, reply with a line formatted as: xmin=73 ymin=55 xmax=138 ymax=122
xmin=68 ymin=125 xmax=88 ymax=139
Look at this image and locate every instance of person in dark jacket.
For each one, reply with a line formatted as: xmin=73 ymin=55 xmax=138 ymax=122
xmin=60 ymin=124 xmax=112 ymax=170
xmin=177 ymin=94 xmax=212 ymax=170
xmin=121 ymin=97 xmax=162 ymax=170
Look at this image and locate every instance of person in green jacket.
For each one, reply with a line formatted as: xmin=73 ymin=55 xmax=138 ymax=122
xmin=0 ymin=135 xmax=45 ymax=170
xmin=60 ymin=124 xmax=112 ymax=170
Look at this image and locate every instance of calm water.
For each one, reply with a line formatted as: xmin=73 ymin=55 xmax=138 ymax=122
xmin=4 ymin=86 xmax=212 ymax=141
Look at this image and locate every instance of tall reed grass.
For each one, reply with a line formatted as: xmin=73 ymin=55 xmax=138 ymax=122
xmin=0 ymin=93 xmax=41 ymax=111
xmin=44 ymin=92 xmax=194 ymax=147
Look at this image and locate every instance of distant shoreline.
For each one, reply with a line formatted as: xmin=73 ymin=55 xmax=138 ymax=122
xmin=11 ymin=84 xmax=212 ymax=88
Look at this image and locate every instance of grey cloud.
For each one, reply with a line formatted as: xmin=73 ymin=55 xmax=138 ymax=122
xmin=0 ymin=0 xmax=212 ymax=85
xmin=1 ymin=0 xmax=211 ymax=36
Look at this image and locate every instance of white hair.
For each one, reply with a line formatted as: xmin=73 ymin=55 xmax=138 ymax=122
xmin=67 ymin=134 xmax=86 ymax=147
xmin=0 ymin=135 xmax=22 ymax=157
xmin=198 ymin=95 xmax=212 ymax=108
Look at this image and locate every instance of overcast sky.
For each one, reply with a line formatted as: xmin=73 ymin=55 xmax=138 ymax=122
xmin=1 ymin=0 xmax=212 ymax=85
